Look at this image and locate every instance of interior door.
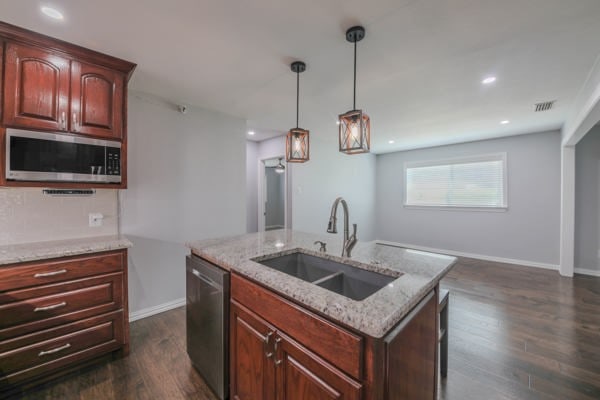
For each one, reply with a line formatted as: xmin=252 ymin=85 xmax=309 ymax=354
xmin=230 ymin=301 xmax=276 ymax=400
xmin=275 ymin=331 xmax=362 ymax=400
xmin=3 ymin=42 xmax=70 ymax=131
xmin=71 ymin=61 xmax=123 ymax=139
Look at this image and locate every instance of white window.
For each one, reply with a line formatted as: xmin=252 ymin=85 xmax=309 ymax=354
xmin=404 ymin=153 xmax=507 ymax=210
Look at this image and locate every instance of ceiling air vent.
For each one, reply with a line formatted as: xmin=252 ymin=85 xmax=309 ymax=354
xmin=534 ymin=101 xmax=555 ymax=112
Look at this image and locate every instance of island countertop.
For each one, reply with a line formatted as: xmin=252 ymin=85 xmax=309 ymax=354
xmin=186 ymin=229 xmax=456 ymax=338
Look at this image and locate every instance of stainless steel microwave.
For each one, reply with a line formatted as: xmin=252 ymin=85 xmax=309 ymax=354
xmin=5 ymin=129 xmax=122 ymax=184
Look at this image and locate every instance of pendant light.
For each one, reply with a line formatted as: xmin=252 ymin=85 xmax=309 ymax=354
xmin=274 ymin=158 xmax=285 ymax=174
xmin=339 ymin=26 xmax=370 ymax=154
xmin=286 ymin=61 xmax=309 ymax=163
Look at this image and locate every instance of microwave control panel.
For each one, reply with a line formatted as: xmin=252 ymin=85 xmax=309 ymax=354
xmin=106 ymin=148 xmax=121 ymax=176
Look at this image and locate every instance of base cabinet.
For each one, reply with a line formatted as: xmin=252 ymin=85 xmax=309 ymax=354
xmin=230 ymin=272 xmax=439 ymax=400
xmin=0 ymin=249 xmax=129 ymax=395
xmin=231 ymin=300 xmax=361 ymax=400
xmin=276 ymin=331 xmax=362 ymax=400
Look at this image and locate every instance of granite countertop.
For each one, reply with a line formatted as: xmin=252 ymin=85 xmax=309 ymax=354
xmin=187 ymin=229 xmax=456 ymax=338
xmin=0 ymin=235 xmax=133 ymax=266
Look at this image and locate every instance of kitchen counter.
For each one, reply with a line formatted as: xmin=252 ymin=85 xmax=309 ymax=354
xmin=186 ymin=229 xmax=456 ymax=338
xmin=0 ymin=235 xmax=133 ymax=266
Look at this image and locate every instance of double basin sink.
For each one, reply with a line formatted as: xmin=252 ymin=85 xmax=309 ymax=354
xmin=254 ymin=251 xmax=400 ymax=301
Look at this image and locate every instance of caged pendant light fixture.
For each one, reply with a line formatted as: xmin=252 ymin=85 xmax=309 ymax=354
xmin=286 ymin=61 xmax=309 ymax=163
xmin=339 ymin=26 xmax=371 ymax=154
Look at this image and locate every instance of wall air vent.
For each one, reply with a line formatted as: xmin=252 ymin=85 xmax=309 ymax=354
xmin=534 ymin=101 xmax=555 ymax=112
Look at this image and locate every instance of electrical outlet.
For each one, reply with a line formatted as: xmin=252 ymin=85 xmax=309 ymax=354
xmin=89 ymin=213 xmax=104 ymax=227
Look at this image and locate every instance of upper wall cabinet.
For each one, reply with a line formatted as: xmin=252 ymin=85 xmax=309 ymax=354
xmin=0 ymin=21 xmax=135 ymax=189
xmin=71 ymin=61 xmax=124 ymax=139
xmin=3 ymin=42 xmax=126 ymax=140
xmin=3 ymin=43 xmax=71 ymax=132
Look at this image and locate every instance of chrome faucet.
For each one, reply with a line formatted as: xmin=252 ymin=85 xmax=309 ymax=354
xmin=326 ymin=197 xmax=358 ymax=257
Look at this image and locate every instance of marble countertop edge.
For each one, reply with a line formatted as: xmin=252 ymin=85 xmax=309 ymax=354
xmin=0 ymin=235 xmax=133 ymax=266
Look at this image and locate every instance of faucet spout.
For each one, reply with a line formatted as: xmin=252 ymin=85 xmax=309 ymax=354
xmin=326 ymin=197 xmax=357 ymax=257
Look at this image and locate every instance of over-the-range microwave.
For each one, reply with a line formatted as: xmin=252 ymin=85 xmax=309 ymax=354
xmin=5 ymin=129 xmax=122 ymax=184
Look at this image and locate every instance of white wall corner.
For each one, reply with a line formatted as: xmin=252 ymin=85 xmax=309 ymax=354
xmin=560 ymin=146 xmax=575 ymax=277
xmin=129 ymin=297 xmax=186 ymax=322
xmin=562 ymin=54 xmax=600 ymax=146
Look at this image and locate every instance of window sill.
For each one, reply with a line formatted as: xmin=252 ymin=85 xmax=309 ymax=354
xmin=403 ymin=204 xmax=508 ymax=212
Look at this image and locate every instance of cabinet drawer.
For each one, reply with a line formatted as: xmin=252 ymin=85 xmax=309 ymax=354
xmin=0 ymin=250 xmax=125 ymax=291
xmin=0 ymin=311 xmax=123 ymax=387
xmin=231 ymin=273 xmax=363 ymax=380
xmin=0 ymin=273 xmax=123 ymax=341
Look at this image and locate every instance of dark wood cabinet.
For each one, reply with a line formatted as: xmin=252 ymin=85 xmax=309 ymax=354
xmin=276 ymin=331 xmax=362 ymax=400
xmin=2 ymin=42 xmax=70 ymax=132
xmin=71 ymin=61 xmax=124 ymax=139
xmin=0 ymin=21 xmax=135 ymax=188
xmin=384 ymin=291 xmax=437 ymax=400
xmin=0 ymin=249 xmax=129 ymax=395
xmin=230 ymin=272 xmax=440 ymax=400
xmin=231 ymin=274 xmax=363 ymax=400
xmin=231 ymin=301 xmax=276 ymax=400
xmin=231 ymin=298 xmax=362 ymax=400
xmin=2 ymin=42 xmax=126 ymax=140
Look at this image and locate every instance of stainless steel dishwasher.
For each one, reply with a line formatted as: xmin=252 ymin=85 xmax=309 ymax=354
xmin=186 ymin=255 xmax=229 ymax=400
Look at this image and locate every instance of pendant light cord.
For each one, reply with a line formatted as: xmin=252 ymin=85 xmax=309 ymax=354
xmin=296 ymin=70 xmax=300 ymax=128
xmin=353 ymin=40 xmax=357 ymax=110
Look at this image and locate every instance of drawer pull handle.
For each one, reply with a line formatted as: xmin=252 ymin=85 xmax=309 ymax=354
xmin=34 ymin=269 xmax=67 ymax=278
xmin=38 ymin=343 xmax=71 ymax=357
xmin=274 ymin=337 xmax=282 ymax=366
xmin=34 ymin=301 xmax=67 ymax=312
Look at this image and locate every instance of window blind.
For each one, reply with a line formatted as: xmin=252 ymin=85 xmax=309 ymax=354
xmin=405 ymin=154 xmax=507 ymax=208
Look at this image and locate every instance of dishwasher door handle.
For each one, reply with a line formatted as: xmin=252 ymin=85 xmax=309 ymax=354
xmin=192 ymin=268 xmax=222 ymax=290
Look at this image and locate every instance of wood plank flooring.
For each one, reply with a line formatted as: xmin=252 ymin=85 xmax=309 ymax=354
xmin=6 ymin=257 xmax=600 ymax=400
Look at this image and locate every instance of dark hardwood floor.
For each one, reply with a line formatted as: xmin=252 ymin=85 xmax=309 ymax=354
xmin=7 ymin=257 xmax=600 ymax=400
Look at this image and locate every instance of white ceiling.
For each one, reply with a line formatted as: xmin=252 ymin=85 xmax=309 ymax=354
xmin=2 ymin=0 xmax=600 ymax=152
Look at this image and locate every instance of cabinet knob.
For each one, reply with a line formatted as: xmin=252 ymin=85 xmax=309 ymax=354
xmin=61 ymin=111 xmax=66 ymax=130
xmin=73 ymin=112 xmax=78 ymax=131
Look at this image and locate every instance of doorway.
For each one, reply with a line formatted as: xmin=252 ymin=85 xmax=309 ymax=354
xmin=259 ymin=157 xmax=288 ymax=231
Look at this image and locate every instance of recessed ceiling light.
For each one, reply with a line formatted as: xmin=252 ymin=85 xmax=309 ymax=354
xmin=388 ymin=140 xmax=395 ymax=144
xmin=248 ymin=131 xmax=255 ymax=136
xmin=41 ymin=6 xmax=64 ymax=20
xmin=482 ymin=76 xmax=496 ymax=85
xmin=500 ymin=120 xmax=510 ymax=125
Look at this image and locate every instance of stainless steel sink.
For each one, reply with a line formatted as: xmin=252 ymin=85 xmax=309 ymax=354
xmin=255 ymin=251 xmax=398 ymax=301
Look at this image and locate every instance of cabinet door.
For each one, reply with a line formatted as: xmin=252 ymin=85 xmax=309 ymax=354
xmin=71 ymin=61 xmax=123 ymax=139
xmin=231 ymin=301 xmax=277 ymax=400
xmin=276 ymin=331 xmax=362 ymax=400
xmin=3 ymin=42 xmax=70 ymax=131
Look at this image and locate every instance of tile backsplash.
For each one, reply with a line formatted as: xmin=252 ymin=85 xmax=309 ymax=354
xmin=0 ymin=188 xmax=118 ymax=246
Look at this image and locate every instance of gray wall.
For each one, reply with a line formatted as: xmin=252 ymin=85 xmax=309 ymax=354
xmin=575 ymin=124 xmax=600 ymax=273
xmin=376 ymin=131 xmax=562 ymax=265
xmin=246 ymin=141 xmax=258 ymax=233
xmin=291 ymin=121 xmax=377 ymax=242
xmin=121 ymin=92 xmax=246 ymax=316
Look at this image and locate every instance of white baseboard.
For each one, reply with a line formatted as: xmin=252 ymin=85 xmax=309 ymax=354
xmin=375 ymin=240 xmax=559 ymax=271
xmin=129 ymin=297 xmax=186 ymax=322
xmin=574 ymin=268 xmax=600 ymax=277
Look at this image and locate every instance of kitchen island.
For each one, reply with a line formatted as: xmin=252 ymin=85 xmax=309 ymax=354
xmin=187 ymin=229 xmax=456 ymax=400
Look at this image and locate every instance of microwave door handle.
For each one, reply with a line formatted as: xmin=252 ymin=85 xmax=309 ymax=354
xmin=73 ymin=113 xmax=78 ymax=132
